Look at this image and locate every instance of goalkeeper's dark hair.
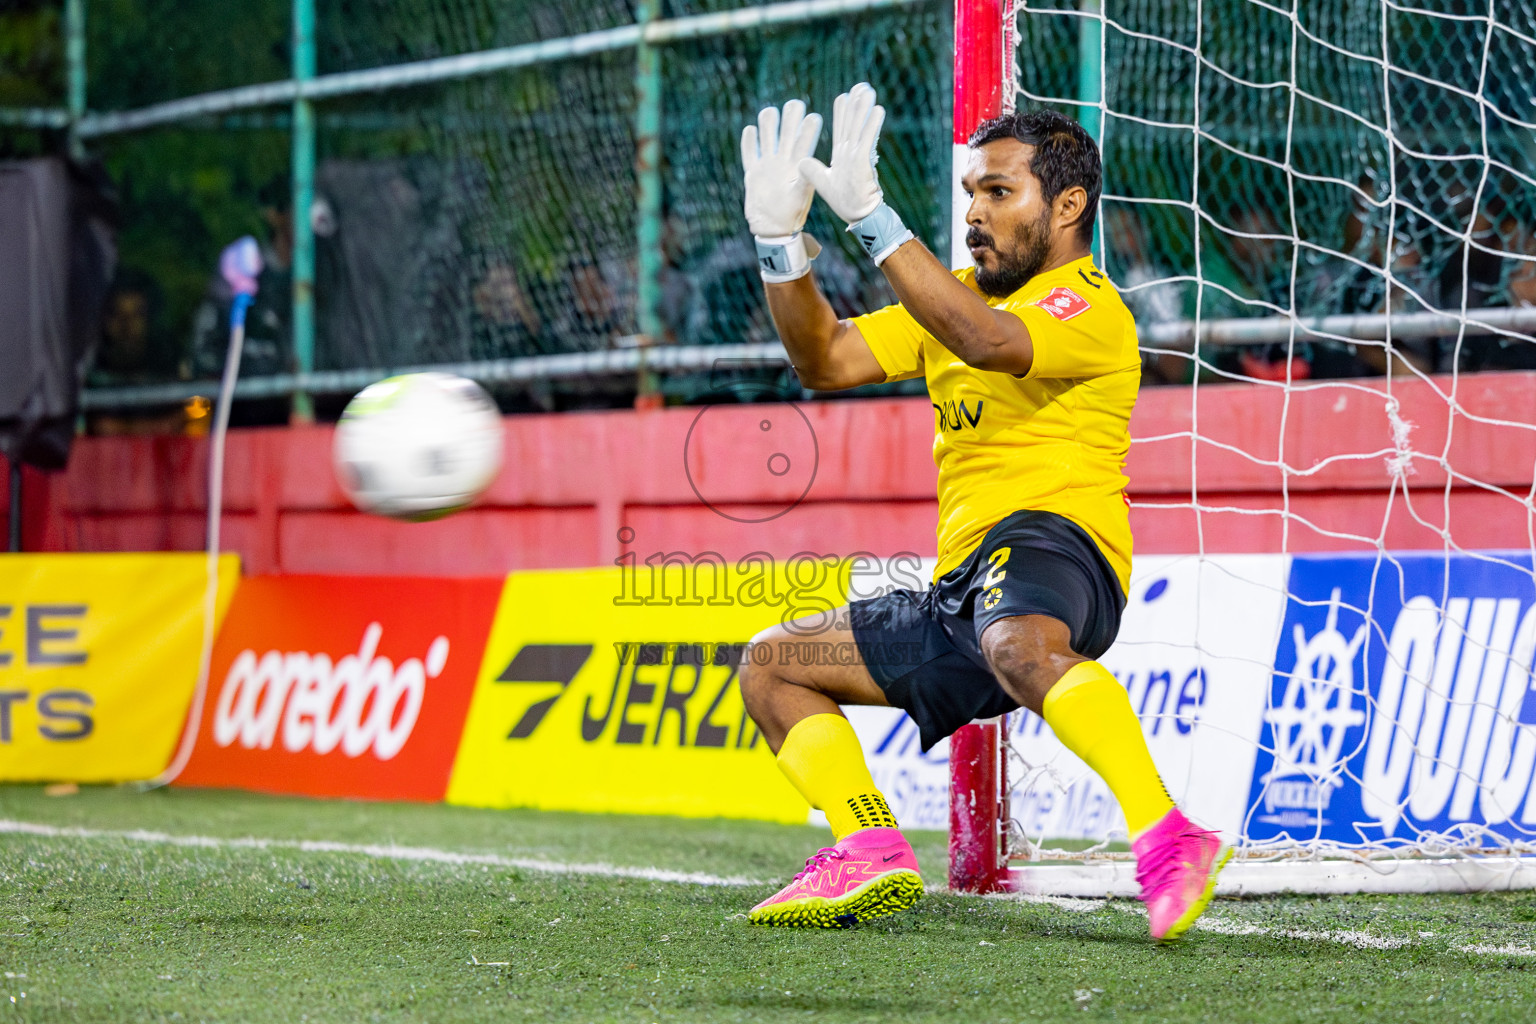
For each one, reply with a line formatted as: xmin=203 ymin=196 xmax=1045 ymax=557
xmin=969 ymin=109 xmax=1102 ymax=246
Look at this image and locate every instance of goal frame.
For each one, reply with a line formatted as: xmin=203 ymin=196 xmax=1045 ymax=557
xmin=943 ymin=0 xmax=1536 ymax=898
xmin=946 ymin=0 xmax=1015 ymax=895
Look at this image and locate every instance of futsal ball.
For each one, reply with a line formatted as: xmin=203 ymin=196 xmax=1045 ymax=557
xmin=333 ymin=372 xmax=504 ymax=521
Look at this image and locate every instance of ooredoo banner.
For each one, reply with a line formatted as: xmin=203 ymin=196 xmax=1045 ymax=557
xmin=0 ymin=553 xmax=239 ymax=782
xmin=176 ymin=575 xmax=502 ymax=801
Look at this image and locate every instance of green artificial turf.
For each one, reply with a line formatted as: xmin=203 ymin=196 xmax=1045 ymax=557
xmin=3 ymin=785 xmax=1535 ymax=1023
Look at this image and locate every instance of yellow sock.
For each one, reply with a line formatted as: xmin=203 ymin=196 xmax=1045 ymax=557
xmin=776 ymin=713 xmax=898 ymax=840
xmin=1042 ymin=661 xmax=1174 ymax=836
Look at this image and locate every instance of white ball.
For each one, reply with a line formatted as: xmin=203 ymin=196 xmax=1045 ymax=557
xmin=333 ymin=372 xmax=504 ymax=521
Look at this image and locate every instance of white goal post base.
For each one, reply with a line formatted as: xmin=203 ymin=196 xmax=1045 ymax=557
xmin=948 ymin=712 xmax=1536 ymax=898
xmin=1005 ymin=857 xmax=1536 ymax=899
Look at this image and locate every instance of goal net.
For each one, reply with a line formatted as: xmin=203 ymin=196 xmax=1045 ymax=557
xmin=947 ymin=0 xmax=1536 ymax=896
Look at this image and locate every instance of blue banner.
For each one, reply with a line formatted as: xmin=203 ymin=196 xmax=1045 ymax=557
xmin=1247 ymin=551 xmax=1536 ymax=846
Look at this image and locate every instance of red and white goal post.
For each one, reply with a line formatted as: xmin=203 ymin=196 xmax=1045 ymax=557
xmin=946 ymin=0 xmax=1536 ymax=897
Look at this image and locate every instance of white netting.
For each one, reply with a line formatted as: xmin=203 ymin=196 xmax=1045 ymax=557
xmin=1001 ymin=0 xmax=1536 ymax=875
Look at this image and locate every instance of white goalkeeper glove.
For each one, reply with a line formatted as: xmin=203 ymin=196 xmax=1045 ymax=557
xmin=798 ymin=82 xmax=914 ymax=266
xmin=741 ymin=99 xmax=823 ymax=282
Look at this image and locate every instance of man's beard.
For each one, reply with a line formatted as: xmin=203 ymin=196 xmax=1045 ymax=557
xmin=968 ymin=209 xmax=1053 ymax=298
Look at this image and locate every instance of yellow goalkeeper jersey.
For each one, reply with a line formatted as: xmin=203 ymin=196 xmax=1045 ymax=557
xmin=851 ymin=255 xmax=1140 ymax=593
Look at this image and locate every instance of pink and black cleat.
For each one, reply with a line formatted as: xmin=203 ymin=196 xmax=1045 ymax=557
xmin=748 ymin=826 xmax=924 ymax=928
xmin=1132 ymin=807 xmax=1232 ymax=943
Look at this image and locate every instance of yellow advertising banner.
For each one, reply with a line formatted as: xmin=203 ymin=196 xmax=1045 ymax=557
xmin=447 ymin=560 xmax=853 ymax=823
xmin=0 ymin=553 xmax=239 ymax=781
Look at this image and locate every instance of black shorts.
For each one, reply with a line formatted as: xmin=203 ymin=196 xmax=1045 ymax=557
xmin=850 ymin=509 xmax=1126 ymax=751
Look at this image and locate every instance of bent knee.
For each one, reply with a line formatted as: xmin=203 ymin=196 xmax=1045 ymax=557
xmin=739 ymin=624 xmax=791 ymax=706
xmin=980 ymin=615 xmax=1080 ymax=700
xmin=740 ymin=622 xmax=853 ymax=699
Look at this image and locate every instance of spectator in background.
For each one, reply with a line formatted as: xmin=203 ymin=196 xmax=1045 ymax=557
xmin=534 ymin=251 xmax=629 ymax=351
xmin=685 ymin=232 xmax=779 ymax=347
xmin=657 ymin=209 xmax=696 ymax=346
xmin=310 ymin=158 xmax=476 ymax=370
xmin=471 ymin=261 xmax=545 ymax=358
xmin=89 ymin=268 xmax=173 ymax=384
xmin=1102 ymin=203 xmax=1190 ymax=385
xmin=567 ymin=256 xmax=622 ymax=347
xmin=187 ymin=178 xmax=294 ymax=425
xmin=1203 ymin=206 xmax=1329 ymax=383
xmin=1108 ymin=201 xmax=1339 ymax=385
xmin=86 ymin=269 xmax=186 ymax=435
xmin=1332 ymin=176 xmax=1443 ymax=379
xmin=1451 ymin=197 xmax=1536 ymax=372
xmin=1509 ymin=221 xmax=1536 ymax=309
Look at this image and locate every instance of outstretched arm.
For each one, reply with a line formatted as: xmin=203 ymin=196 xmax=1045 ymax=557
xmin=797 ymin=83 xmax=1035 ymax=375
xmin=741 ymin=98 xmax=885 ymax=390
xmin=763 ymin=273 xmax=885 ymax=391
xmin=875 ymin=242 xmax=1033 ymax=374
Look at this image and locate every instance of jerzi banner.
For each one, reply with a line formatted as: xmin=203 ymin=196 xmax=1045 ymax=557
xmin=446 ymin=560 xmax=853 ymax=822
xmin=0 ymin=553 xmax=239 ymax=782
xmin=176 ymin=575 xmax=502 ymax=801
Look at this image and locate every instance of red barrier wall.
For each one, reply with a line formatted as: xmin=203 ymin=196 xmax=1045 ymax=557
xmin=7 ymin=372 xmax=1534 ymax=573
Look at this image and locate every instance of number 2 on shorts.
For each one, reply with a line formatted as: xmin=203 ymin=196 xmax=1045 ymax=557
xmin=983 ymin=547 xmax=1011 ymax=587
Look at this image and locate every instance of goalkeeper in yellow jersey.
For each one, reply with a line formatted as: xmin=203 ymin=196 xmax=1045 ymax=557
xmin=735 ymin=85 xmax=1229 ymax=942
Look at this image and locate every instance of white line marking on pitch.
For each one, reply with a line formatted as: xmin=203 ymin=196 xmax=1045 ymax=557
xmin=8 ymin=818 xmax=1536 ymax=957
xmin=1452 ymin=943 xmax=1536 ymax=957
xmin=996 ymin=892 xmax=1415 ymax=950
xmin=0 ymin=819 xmax=765 ymax=888
xmin=978 ymin=887 xmax=1536 ymax=957
xmin=1192 ymin=917 xmax=1413 ymax=950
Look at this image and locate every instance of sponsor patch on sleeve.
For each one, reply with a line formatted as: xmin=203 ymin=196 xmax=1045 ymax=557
xmin=1032 ymin=286 xmax=1091 ymax=321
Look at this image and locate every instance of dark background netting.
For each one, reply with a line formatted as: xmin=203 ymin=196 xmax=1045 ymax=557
xmin=1018 ymin=0 xmax=1536 ymax=380
xmin=0 ymin=0 xmax=950 ymax=409
xmin=2 ymin=0 xmax=1532 ymax=407
xmin=660 ymin=6 xmax=952 ymax=363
